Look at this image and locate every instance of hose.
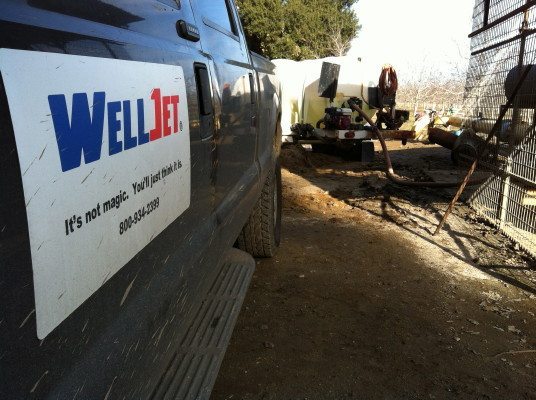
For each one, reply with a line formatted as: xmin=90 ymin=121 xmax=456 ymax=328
xmin=378 ymin=64 xmax=398 ymax=97
xmin=346 ymin=99 xmax=487 ymax=188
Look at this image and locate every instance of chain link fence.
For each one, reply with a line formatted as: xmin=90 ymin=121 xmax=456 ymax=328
xmin=465 ymin=0 xmax=536 ymax=256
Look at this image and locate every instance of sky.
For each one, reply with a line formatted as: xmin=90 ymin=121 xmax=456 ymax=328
xmin=348 ymin=0 xmax=475 ymax=80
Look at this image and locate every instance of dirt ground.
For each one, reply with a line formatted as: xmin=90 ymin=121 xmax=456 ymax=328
xmin=212 ymin=142 xmax=536 ymax=400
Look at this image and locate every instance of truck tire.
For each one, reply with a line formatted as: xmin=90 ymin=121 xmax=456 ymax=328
xmin=236 ymin=161 xmax=282 ymax=258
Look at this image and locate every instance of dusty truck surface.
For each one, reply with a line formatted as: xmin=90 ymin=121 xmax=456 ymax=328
xmin=0 ymin=1 xmax=281 ymax=398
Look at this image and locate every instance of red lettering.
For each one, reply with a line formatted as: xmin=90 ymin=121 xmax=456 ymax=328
xmin=171 ymin=95 xmax=179 ymax=133
xmin=150 ymin=88 xmax=162 ymax=141
xmin=162 ymin=96 xmax=171 ymax=136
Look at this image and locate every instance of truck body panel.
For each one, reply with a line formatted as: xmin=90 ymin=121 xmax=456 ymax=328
xmin=0 ymin=0 xmax=280 ymax=398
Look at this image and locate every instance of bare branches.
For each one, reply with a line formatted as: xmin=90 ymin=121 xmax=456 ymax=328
xmin=327 ymin=25 xmax=353 ymax=57
xmin=396 ymin=58 xmax=467 ymax=114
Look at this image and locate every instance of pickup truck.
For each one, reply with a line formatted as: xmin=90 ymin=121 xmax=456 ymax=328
xmin=0 ymin=1 xmax=281 ymax=399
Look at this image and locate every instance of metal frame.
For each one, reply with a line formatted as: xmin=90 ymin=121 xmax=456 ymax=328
xmin=468 ymin=0 xmax=536 ymax=256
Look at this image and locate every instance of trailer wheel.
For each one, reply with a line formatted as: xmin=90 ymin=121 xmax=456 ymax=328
xmin=236 ymin=161 xmax=282 ymax=258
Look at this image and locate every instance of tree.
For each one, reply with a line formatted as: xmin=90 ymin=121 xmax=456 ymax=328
xmin=396 ymin=57 xmax=467 ymax=115
xmin=236 ymin=0 xmax=360 ymax=60
xmin=327 ymin=24 xmax=353 ymax=57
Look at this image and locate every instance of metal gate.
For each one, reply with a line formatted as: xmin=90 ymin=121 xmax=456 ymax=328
xmin=466 ymin=0 xmax=536 ymax=256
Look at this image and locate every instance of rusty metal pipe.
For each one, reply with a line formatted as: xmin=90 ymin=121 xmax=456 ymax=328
xmin=428 ymin=127 xmax=458 ymax=150
xmin=433 ymin=61 xmax=534 ymax=235
xmin=347 ymin=100 xmax=487 ymax=188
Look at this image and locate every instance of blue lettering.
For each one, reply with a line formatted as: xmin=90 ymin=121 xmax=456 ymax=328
xmin=107 ymin=101 xmax=122 ymax=155
xmin=137 ymin=99 xmax=149 ymax=145
xmin=123 ymin=100 xmax=137 ymax=151
xmin=48 ymin=92 xmax=106 ymax=172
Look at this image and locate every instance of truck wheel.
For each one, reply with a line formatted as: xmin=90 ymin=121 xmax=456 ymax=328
xmin=236 ymin=161 xmax=282 ymax=258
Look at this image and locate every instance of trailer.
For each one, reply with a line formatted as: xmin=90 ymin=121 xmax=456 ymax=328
xmin=273 ymin=56 xmax=414 ymax=160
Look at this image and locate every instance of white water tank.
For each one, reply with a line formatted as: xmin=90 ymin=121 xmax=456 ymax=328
xmin=273 ymin=56 xmax=382 ymax=142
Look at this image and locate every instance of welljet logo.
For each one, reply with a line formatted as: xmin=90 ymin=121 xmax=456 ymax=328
xmin=48 ymin=88 xmax=181 ymax=172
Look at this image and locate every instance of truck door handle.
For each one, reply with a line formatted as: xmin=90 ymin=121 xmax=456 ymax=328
xmin=248 ymin=73 xmax=256 ymax=104
xmin=195 ymin=64 xmax=214 ymax=140
xmin=177 ymin=20 xmax=200 ymax=42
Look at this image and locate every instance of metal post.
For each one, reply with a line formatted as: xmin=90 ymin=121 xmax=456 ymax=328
xmin=498 ymin=5 xmax=529 ymax=229
xmin=483 ymin=0 xmax=490 ymax=27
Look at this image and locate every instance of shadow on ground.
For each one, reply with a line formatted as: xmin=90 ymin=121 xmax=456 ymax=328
xmin=212 ymin=142 xmax=536 ymax=400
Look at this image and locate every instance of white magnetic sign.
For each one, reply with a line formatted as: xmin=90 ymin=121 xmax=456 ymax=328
xmin=0 ymin=49 xmax=191 ymax=339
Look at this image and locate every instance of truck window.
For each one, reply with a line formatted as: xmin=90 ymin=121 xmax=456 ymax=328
xmin=198 ymin=0 xmax=236 ymax=35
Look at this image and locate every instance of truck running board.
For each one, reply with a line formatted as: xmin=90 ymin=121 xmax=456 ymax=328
xmin=152 ymin=249 xmax=255 ymax=400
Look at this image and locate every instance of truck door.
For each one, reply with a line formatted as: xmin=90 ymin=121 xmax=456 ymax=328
xmin=191 ymin=0 xmax=259 ymax=232
xmin=0 ymin=1 xmax=222 ymax=398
